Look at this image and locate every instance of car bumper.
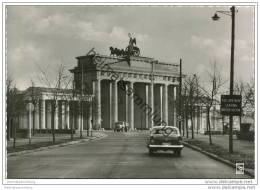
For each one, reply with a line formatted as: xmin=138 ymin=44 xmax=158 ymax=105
xmin=148 ymin=144 xmax=184 ymax=149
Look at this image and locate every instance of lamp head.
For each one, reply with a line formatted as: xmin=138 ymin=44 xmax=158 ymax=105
xmin=212 ymin=13 xmax=220 ymax=21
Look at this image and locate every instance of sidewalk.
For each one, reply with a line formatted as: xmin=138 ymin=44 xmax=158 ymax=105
xmin=183 ymin=132 xmax=255 ymax=171
xmin=189 ymin=133 xmax=254 ymax=156
xmin=7 ymin=131 xmax=105 ymax=154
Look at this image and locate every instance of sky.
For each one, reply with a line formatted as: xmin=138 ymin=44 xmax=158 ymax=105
xmin=6 ymin=5 xmax=255 ymax=90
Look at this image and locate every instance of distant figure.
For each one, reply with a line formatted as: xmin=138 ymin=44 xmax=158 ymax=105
xmin=128 ymin=33 xmax=136 ymax=52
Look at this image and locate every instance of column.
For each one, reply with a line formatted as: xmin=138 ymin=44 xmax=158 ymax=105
xmin=22 ymin=112 xmax=27 ymax=129
xmin=160 ymin=85 xmax=163 ymax=124
xmin=47 ymin=101 xmax=52 ymax=129
xmin=40 ymin=99 xmax=46 ymax=129
xmin=213 ymin=106 xmax=216 ymax=130
xmin=162 ymin=84 xmax=168 ymax=125
xmin=77 ymin=101 xmax=81 ymax=131
xmin=125 ymin=83 xmax=129 ymax=125
xmin=88 ymin=102 xmax=92 ymax=131
xmin=70 ymin=101 xmax=75 ymax=130
xmin=128 ymin=82 xmax=134 ymax=130
xmin=66 ymin=101 xmax=70 ymax=129
xmin=202 ymin=107 xmax=206 ymax=133
xmin=95 ymin=79 xmax=101 ymax=130
xmin=34 ymin=103 xmax=39 ymax=130
xmin=109 ymin=82 xmax=113 ymax=129
xmin=145 ymin=84 xmax=149 ymax=129
xmin=81 ymin=101 xmax=84 ymax=132
xmin=173 ymin=86 xmax=177 ymax=127
xmin=198 ymin=106 xmax=201 ymax=132
xmin=54 ymin=100 xmax=58 ymax=130
xmin=61 ymin=101 xmax=65 ymax=129
xmin=194 ymin=106 xmax=197 ymax=132
xmin=28 ymin=104 xmax=32 ymax=144
xmin=112 ymin=80 xmax=118 ymax=128
xmin=149 ymin=83 xmax=154 ymax=128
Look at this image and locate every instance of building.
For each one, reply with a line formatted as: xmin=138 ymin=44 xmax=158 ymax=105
xmin=7 ymin=39 xmax=231 ymax=136
xmin=70 ymin=52 xmax=181 ymax=130
xmin=7 ymin=49 xmax=182 ymax=137
xmin=7 ymin=87 xmax=93 ymax=138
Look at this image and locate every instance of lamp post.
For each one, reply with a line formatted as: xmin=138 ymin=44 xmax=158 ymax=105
xmin=80 ymin=61 xmax=84 ymax=139
xmin=178 ymin=59 xmax=182 ymax=133
xmin=212 ymin=6 xmax=236 ymax=154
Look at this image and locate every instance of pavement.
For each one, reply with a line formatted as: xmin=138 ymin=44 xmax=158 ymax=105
xmin=7 ymin=131 xmax=103 ymax=153
xmin=7 ymin=131 xmax=252 ymax=179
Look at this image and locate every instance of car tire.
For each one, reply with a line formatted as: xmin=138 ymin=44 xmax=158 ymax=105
xmin=149 ymin=149 xmax=154 ymax=155
xmin=175 ymin=150 xmax=181 ymax=157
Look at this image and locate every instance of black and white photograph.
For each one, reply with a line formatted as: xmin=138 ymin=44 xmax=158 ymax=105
xmin=1 ymin=1 xmax=258 ymax=189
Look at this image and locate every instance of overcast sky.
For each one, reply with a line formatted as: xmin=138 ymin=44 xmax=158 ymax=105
xmin=6 ymin=5 xmax=254 ymax=90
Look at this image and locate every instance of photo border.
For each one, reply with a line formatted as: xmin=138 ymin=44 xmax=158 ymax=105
xmin=1 ymin=0 xmax=258 ymax=187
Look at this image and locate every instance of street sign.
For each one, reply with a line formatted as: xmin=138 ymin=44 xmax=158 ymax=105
xmin=220 ymin=95 xmax=242 ymax=116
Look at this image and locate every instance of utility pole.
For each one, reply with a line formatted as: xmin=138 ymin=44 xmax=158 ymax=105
xmin=211 ymin=6 xmax=236 ymax=154
xmin=178 ymin=59 xmax=182 ymax=133
xmin=229 ymin=6 xmax=235 ymax=154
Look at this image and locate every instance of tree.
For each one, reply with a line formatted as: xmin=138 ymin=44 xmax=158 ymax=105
xmin=183 ymin=74 xmax=200 ymax=139
xmin=36 ymin=63 xmax=71 ymax=143
xmin=27 ymin=80 xmax=41 ymax=136
xmin=6 ymin=77 xmax=25 ymax=147
xmin=245 ymin=79 xmax=255 ymax=116
xmin=234 ymin=78 xmax=255 ymax=129
xmin=198 ymin=63 xmax=224 ymax=145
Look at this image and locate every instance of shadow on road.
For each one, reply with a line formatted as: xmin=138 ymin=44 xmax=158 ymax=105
xmin=145 ymin=152 xmax=182 ymax=158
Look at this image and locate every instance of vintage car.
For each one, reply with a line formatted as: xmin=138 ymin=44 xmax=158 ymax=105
xmin=114 ymin=121 xmax=129 ymax=132
xmin=147 ymin=126 xmax=183 ymax=156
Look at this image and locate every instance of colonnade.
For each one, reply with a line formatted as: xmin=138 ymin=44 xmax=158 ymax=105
xmin=94 ymin=79 xmax=178 ymax=130
xmin=19 ymin=100 xmax=92 ymax=132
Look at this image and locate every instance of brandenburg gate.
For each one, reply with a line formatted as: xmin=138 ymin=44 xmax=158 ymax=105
xmin=70 ymin=43 xmax=180 ymax=130
xmin=13 ymin=36 xmax=181 ymax=134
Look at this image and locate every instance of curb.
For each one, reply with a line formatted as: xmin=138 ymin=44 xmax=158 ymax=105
xmin=7 ymin=133 xmax=107 ymax=157
xmin=182 ymin=141 xmax=255 ymax=178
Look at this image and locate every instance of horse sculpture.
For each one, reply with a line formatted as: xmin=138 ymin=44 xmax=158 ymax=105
xmin=109 ymin=33 xmax=141 ymax=58
xmin=110 ymin=47 xmax=128 ymax=57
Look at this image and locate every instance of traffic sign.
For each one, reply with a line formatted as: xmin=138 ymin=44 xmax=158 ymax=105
xmin=220 ymin=95 xmax=241 ymax=116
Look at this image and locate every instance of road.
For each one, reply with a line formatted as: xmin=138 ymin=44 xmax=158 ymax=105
xmin=7 ymin=131 xmax=251 ymax=179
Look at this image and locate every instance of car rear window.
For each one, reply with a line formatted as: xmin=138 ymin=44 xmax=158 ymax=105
xmin=151 ymin=128 xmax=179 ymax=135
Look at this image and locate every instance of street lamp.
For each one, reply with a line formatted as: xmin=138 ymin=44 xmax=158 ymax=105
xmin=212 ymin=6 xmax=237 ymax=154
xmin=211 ymin=13 xmax=220 ymax=21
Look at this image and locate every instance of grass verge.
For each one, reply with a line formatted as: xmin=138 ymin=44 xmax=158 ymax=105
xmin=7 ymin=137 xmax=90 ymax=153
xmin=184 ymin=138 xmax=254 ymax=169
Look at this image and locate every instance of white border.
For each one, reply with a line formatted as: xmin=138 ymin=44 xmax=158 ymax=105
xmin=1 ymin=1 xmax=258 ymax=188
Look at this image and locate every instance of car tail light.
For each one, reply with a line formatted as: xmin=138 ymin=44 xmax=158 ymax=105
xmin=178 ymin=137 xmax=182 ymax=141
xmin=150 ymin=138 xmax=155 ymax=144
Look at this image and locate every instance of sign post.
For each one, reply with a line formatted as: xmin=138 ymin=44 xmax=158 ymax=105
xmin=220 ymin=95 xmax=241 ymax=154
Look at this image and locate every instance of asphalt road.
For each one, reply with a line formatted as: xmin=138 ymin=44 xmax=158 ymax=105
xmin=7 ymin=131 xmax=251 ymax=179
